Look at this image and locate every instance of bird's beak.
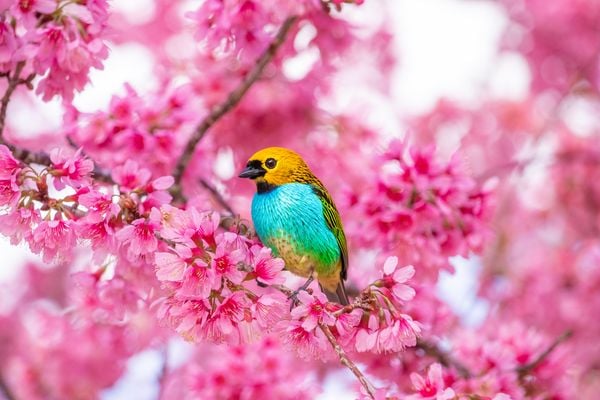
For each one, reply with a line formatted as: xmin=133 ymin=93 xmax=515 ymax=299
xmin=238 ymin=165 xmax=266 ymax=179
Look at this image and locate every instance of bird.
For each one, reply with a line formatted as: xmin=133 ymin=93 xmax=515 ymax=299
xmin=239 ymin=147 xmax=349 ymax=305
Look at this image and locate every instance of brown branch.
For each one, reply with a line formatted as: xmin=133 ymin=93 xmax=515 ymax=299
xmin=516 ymin=330 xmax=573 ymax=377
xmin=199 ymin=178 xmax=235 ymax=215
xmin=416 ymin=339 xmax=473 ymax=378
xmin=157 ymin=346 xmax=169 ymax=400
xmin=0 ymin=61 xmax=26 ymax=138
xmin=0 ymin=63 xmax=114 ymax=185
xmin=4 ymin=145 xmax=52 ymax=165
xmin=0 ymin=374 xmax=16 ymax=400
xmin=3 ymin=143 xmax=114 ymax=184
xmin=319 ymin=323 xmax=376 ymax=399
xmin=170 ymin=16 xmax=299 ymax=199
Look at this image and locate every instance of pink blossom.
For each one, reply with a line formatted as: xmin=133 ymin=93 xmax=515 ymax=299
xmin=291 ymin=291 xmax=337 ymax=331
xmin=155 ymin=250 xmax=187 ymax=282
xmin=77 ymin=219 xmax=116 ymax=260
xmin=0 ymin=19 xmax=19 ymax=68
xmin=201 ymin=292 xmax=249 ymax=343
xmin=375 ymin=314 xmax=421 ymax=352
xmin=49 ymin=148 xmax=94 ymax=189
xmin=250 ymin=245 xmax=285 ymax=284
xmin=179 ymin=259 xmax=217 ymax=299
xmin=284 ymin=320 xmax=329 ymax=360
xmin=350 ymin=140 xmax=491 ymax=280
xmin=0 ymin=145 xmax=21 ymax=179
xmin=116 ymin=211 xmax=160 ymax=260
xmin=159 ymin=206 xmax=221 ymax=248
xmin=354 ymin=313 xmax=380 ymax=353
xmin=70 ymin=272 xmax=139 ymax=322
xmin=112 ymin=160 xmax=152 ymax=190
xmin=408 ymin=364 xmax=456 ymax=400
xmin=30 ymin=218 xmax=76 ymax=263
xmin=78 ymin=188 xmax=120 ymax=217
xmin=0 ymin=206 xmax=40 ymax=245
xmin=253 ymin=293 xmax=289 ymax=330
xmin=352 ymin=308 xmax=421 ymax=354
xmin=29 ymin=1 xmax=110 ymax=101
xmin=334 ymin=308 xmax=362 ymax=345
xmin=211 ymin=243 xmax=245 ymax=283
xmin=157 ymin=297 xmax=211 ymax=340
xmin=160 ymin=337 xmax=319 ymax=399
xmin=0 ymin=176 xmax=20 ymax=207
xmin=380 ymin=256 xmax=417 ymax=303
xmin=10 ymin=0 xmax=56 ymax=28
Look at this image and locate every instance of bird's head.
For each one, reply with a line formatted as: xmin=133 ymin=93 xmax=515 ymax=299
xmin=239 ymin=147 xmax=311 ymax=192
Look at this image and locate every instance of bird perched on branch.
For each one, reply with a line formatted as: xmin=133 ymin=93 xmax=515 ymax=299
xmin=239 ymin=147 xmax=349 ymax=305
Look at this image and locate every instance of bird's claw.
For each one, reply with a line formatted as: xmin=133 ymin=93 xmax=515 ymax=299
xmin=288 ymin=274 xmax=315 ymax=310
xmin=288 ymin=290 xmax=301 ymax=310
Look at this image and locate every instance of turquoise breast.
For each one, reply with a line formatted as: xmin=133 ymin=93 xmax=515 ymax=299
xmin=251 ymin=183 xmax=340 ymax=275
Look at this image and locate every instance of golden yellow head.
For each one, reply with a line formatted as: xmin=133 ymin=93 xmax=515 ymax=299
xmin=238 ymin=147 xmax=313 ymax=191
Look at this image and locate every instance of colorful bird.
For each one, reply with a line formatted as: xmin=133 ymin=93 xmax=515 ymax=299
xmin=239 ymin=147 xmax=349 ymax=305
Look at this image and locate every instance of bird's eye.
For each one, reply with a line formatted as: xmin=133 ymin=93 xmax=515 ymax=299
xmin=265 ymin=158 xmax=277 ymax=169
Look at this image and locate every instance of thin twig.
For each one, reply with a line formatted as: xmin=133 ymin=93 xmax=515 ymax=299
xmin=170 ymin=16 xmax=299 ymax=200
xmin=0 ymin=374 xmax=16 ymax=400
xmin=157 ymin=346 xmax=169 ymax=400
xmin=516 ymin=330 xmax=573 ymax=376
xmin=199 ymin=178 xmax=235 ymax=215
xmin=416 ymin=339 xmax=472 ymax=378
xmin=0 ymin=61 xmax=26 ymax=138
xmin=319 ymin=323 xmax=376 ymax=399
xmin=0 ymin=64 xmax=114 ymax=185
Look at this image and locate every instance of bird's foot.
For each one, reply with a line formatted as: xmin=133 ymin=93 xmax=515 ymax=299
xmin=288 ymin=275 xmax=315 ymax=310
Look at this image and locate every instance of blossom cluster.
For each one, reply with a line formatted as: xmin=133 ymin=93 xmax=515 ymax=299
xmin=0 ymin=0 xmax=109 ymax=100
xmin=67 ymin=84 xmax=204 ymax=178
xmin=286 ymin=256 xmax=420 ymax=358
xmin=402 ymin=322 xmax=573 ymax=399
xmin=349 ymin=140 xmax=492 ymax=280
xmin=186 ymin=0 xmax=364 ymax=60
xmin=501 ymin=0 xmax=600 ymax=94
xmin=161 ymin=336 xmax=320 ymax=399
xmin=155 ymin=205 xmax=290 ymax=344
xmin=1 ymin=300 xmax=138 ymax=400
xmin=153 ymin=208 xmax=421 ymax=360
xmin=0 ymin=144 xmax=173 ymax=264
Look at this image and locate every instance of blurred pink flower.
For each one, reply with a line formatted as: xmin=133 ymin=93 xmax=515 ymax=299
xmin=30 ymin=218 xmax=75 ymax=263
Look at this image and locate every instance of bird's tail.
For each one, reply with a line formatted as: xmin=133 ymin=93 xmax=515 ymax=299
xmin=335 ymin=280 xmax=349 ymax=306
xmin=322 ymin=281 xmax=350 ymax=306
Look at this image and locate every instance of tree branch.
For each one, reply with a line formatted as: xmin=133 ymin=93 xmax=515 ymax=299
xmin=199 ymin=178 xmax=236 ymax=215
xmin=319 ymin=323 xmax=376 ymax=399
xmin=170 ymin=16 xmax=299 ymax=198
xmin=3 ymin=143 xmax=114 ymax=184
xmin=0 ymin=61 xmax=26 ymax=138
xmin=0 ymin=64 xmax=114 ymax=185
xmin=0 ymin=374 xmax=15 ymax=400
xmin=516 ymin=330 xmax=573 ymax=377
xmin=416 ymin=339 xmax=473 ymax=378
xmin=157 ymin=346 xmax=169 ymax=400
